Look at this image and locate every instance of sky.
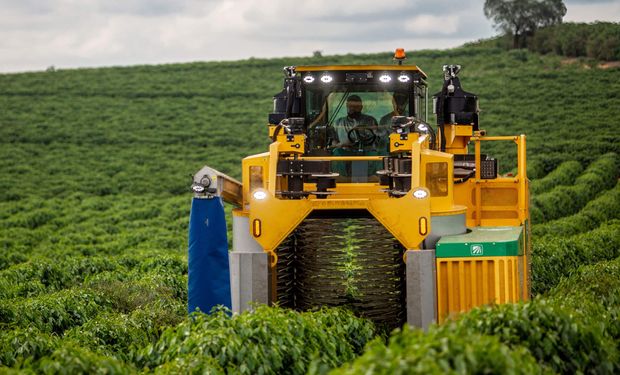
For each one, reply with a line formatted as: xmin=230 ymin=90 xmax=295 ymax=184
xmin=0 ymin=0 xmax=619 ymax=73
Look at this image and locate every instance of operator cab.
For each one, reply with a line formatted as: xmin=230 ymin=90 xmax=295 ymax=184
xmin=269 ymin=65 xmax=428 ymax=182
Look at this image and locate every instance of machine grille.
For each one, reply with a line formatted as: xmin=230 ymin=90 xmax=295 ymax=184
xmin=276 ymin=217 xmax=406 ymax=330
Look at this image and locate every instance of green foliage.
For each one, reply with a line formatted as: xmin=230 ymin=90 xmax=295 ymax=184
xmin=529 ymin=22 xmax=620 ymax=61
xmin=484 ymin=0 xmax=566 ymax=48
xmin=0 ymin=328 xmax=59 ymax=368
xmin=531 ymin=220 xmax=620 ymax=294
xmin=151 ymin=356 xmax=224 ymax=374
xmin=332 ymin=325 xmax=541 ymax=375
xmin=548 ymin=257 xmax=620 ymax=343
xmin=532 ymin=180 xmax=620 ymax=237
xmin=36 ymin=343 xmax=136 ymax=374
xmin=64 ymin=300 xmax=184 ymax=360
xmin=134 ymin=306 xmax=375 ymax=374
xmin=447 ymin=299 xmax=618 ymax=374
xmin=1 ymin=289 xmax=111 ymax=334
xmin=530 ymin=160 xmax=582 ymax=194
xmin=530 ymin=153 xmax=618 ymax=223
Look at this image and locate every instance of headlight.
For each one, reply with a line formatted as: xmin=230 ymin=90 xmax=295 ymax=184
xmin=192 ymin=184 xmax=205 ymax=193
xmin=379 ymin=74 xmax=391 ymax=83
xmin=252 ymin=190 xmax=268 ymax=200
xmin=320 ymin=75 xmax=333 ymax=83
xmin=398 ymin=74 xmax=410 ymax=83
xmin=303 ymin=75 xmax=315 ymax=83
xmin=412 ymin=188 xmax=428 ymax=199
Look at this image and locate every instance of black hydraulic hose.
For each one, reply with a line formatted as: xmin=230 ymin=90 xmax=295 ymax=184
xmin=285 ymin=84 xmax=294 ymax=118
xmin=437 ymin=77 xmax=451 ymax=152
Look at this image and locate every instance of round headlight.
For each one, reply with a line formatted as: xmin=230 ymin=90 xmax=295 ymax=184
xmin=320 ymin=75 xmax=333 ymax=83
xmin=253 ymin=190 xmax=268 ymax=200
xmin=412 ymin=189 xmax=428 ymax=199
xmin=379 ymin=74 xmax=391 ymax=83
xmin=303 ymin=75 xmax=315 ymax=83
xmin=192 ymin=185 xmax=205 ymax=193
xmin=398 ymin=74 xmax=410 ymax=83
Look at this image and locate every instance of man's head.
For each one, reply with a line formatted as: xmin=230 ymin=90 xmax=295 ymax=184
xmin=346 ymin=95 xmax=363 ymax=119
xmin=391 ymin=92 xmax=409 ymax=115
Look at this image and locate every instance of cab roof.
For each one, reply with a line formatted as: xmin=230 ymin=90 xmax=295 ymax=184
xmin=295 ymin=65 xmax=427 ymax=79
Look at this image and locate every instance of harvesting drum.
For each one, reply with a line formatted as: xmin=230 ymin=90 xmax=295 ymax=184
xmin=187 ymin=49 xmax=531 ymax=330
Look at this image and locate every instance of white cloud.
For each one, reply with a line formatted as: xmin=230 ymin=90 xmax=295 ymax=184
xmin=564 ymin=2 xmax=620 ymax=22
xmin=0 ymin=0 xmax=617 ymax=73
xmin=405 ymin=15 xmax=460 ymax=35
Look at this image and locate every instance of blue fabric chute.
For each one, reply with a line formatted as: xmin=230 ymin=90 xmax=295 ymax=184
xmin=188 ymin=197 xmax=231 ymax=314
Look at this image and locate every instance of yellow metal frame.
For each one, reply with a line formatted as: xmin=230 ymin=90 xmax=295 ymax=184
xmin=453 ymin=135 xmax=529 ymax=227
xmin=241 ymin=133 xmax=480 ymax=254
xmin=441 ymin=124 xmax=474 ymax=154
xmin=248 ymin=188 xmax=431 ymax=253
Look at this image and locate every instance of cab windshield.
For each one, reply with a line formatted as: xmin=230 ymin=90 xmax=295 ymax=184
xmin=304 ymin=83 xmax=426 ymax=182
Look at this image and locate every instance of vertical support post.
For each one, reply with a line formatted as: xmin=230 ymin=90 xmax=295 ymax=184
xmin=229 ymin=213 xmax=270 ymax=314
xmin=406 ymin=249 xmax=437 ymax=330
xmin=474 ymin=138 xmax=482 ymax=225
xmin=517 ymin=135 xmax=527 ymax=223
xmin=411 ymin=134 xmax=426 ymax=188
xmin=267 ymin=142 xmax=280 ymax=195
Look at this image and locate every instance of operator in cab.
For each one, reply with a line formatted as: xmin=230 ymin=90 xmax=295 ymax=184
xmin=379 ymin=92 xmax=409 ymax=126
xmin=331 ymin=95 xmax=378 ymax=150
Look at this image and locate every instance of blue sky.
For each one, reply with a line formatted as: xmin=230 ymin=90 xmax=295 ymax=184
xmin=0 ymin=0 xmax=618 ymax=73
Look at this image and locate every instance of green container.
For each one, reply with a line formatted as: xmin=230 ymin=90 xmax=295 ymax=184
xmin=436 ymin=226 xmax=523 ymax=258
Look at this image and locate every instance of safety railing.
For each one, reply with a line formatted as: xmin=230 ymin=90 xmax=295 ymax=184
xmin=471 ymin=134 xmax=528 ymax=225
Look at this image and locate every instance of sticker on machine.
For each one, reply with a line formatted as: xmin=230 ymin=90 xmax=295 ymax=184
xmin=470 ymin=244 xmax=484 ymax=256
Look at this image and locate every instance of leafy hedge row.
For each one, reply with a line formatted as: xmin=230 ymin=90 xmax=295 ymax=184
xmin=133 ymin=306 xmax=375 ymax=375
xmin=0 ymin=289 xmax=112 ymax=335
xmin=531 ymin=220 xmax=620 ymax=294
xmin=0 ymin=253 xmax=187 ymax=300
xmin=530 ymin=160 xmax=582 ymax=195
xmin=0 ymin=299 xmax=185 ymax=371
xmin=549 ymin=257 xmax=620 ymax=344
xmin=0 ymin=256 xmax=119 ymax=299
xmin=530 ymin=152 xmax=618 ymax=223
xmin=447 ymin=299 xmax=617 ymax=374
xmin=532 ymin=180 xmax=620 ymax=237
xmin=331 ymin=325 xmax=540 ymax=374
xmin=64 ymin=299 xmax=185 ymax=360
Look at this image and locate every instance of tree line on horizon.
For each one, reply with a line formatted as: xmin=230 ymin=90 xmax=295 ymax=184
xmin=484 ymin=0 xmax=620 ymax=61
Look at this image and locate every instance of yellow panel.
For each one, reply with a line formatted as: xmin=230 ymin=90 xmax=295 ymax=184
xmin=242 ymin=152 xmax=270 ymax=208
xmin=276 ymin=134 xmax=305 ymax=154
xmin=455 ymin=125 xmax=473 ymax=136
xmin=389 ymin=133 xmax=416 ymax=153
xmin=437 ymin=256 xmax=524 ymax=323
xmin=426 ymin=162 xmax=448 ymax=197
xmin=481 ymin=187 xmax=519 ymax=205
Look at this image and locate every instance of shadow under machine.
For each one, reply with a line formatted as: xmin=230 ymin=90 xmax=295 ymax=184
xmin=188 ymin=49 xmax=531 ymax=330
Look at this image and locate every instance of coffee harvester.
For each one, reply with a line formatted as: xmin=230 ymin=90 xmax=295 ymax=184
xmin=187 ymin=49 xmax=530 ymax=330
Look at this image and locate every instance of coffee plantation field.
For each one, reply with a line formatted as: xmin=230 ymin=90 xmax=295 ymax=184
xmin=1 ymin=39 xmax=619 ymax=373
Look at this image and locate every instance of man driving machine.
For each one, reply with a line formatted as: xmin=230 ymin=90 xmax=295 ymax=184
xmin=332 ymin=95 xmax=378 ymax=151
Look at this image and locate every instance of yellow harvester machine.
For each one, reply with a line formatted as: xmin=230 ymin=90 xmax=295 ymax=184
xmin=188 ymin=49 xmax=530 ymax=330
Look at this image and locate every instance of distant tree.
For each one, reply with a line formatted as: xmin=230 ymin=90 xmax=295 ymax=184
xmin=484 ymin=0 xmax=567 ymax=49
xmin=312 ymin=50 xmax=323 ymax=58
